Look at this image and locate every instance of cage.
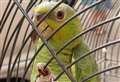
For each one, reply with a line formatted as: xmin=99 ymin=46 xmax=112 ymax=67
xmin=0 ymin=0 xmax=120 ymax=82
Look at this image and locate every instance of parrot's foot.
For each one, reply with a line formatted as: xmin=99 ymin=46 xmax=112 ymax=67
xmin=36 ymin=63 xmax=58 ymax=82
xmin=37 ymin=63 xmax=50 ymax=76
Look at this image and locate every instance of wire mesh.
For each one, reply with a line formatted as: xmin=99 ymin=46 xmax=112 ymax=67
xmin=0 ymin=0 xmax=120 ymax=82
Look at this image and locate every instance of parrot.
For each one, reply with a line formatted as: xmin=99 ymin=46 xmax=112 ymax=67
xmin=31 ymin=1 xmax=100 ymax=82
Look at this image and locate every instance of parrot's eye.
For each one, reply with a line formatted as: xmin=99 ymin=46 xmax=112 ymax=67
xmin=56 ymin=11 xmax=64 ymax=20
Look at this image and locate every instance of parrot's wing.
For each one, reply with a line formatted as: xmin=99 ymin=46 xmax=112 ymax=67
xmin=73 ymin=40 xmax=100 ymax=82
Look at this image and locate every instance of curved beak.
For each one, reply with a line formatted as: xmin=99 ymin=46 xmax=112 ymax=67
xmin=31 ymin=16 xmax=49 ymax=43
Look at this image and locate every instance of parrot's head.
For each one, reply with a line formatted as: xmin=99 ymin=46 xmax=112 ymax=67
xmin=31 ymin=1 xmax=80 ymax=43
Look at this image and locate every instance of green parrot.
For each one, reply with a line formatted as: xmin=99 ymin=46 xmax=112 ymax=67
xmin=31 ymin=1 xmax=100 ymax=82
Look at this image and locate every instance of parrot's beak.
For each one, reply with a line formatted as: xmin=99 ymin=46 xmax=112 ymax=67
xmin=31 ymin=16 xmax=50 ymax=43
xmin=31 ymin=6 xmax=54 ymax=43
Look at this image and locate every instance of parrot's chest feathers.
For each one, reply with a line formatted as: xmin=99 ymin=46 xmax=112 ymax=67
xmin=41 ymin=26 xmax=80 ymax=50
xmin=48 ymin=32 xmax=80 ymax=51
xmin=38 ymin=20 xmax=80 ymax=50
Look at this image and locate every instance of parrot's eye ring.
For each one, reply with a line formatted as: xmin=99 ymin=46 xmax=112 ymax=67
xmin=56 ymin=11 xmax=64 ymax=20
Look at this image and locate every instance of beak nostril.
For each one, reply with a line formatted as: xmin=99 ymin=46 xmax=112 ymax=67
xmin=34 ymin=13 xmax=46 ymax=22
xmin=36 ymin=15 xmax=42 ymax=21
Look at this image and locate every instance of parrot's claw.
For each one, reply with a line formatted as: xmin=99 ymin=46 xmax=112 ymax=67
xmin=36 ymin=63 xmax=58 ymax=82
xmin=37 ymin=63 xmax=50 ymax=76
